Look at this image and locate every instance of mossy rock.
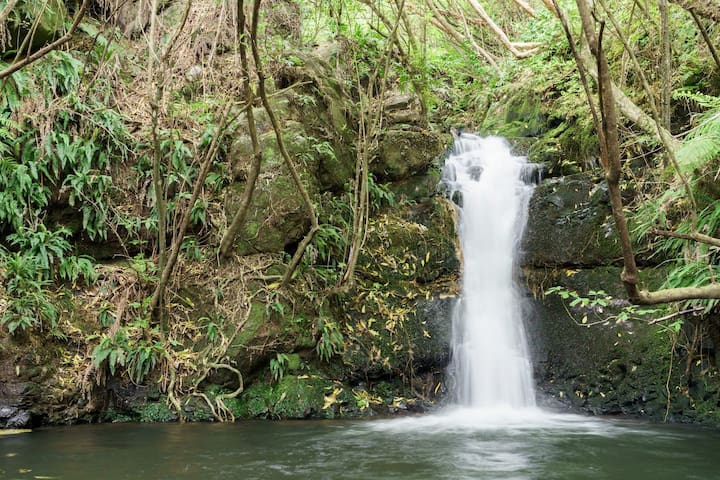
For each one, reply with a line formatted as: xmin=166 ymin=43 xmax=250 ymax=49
xmin=233 ymin=375 xmax=342 ymax=419
xmin=389 ymin=168 xmax=442 ymax=203
xmin=224 ymin=136 xmax=316 ymax=256
xmin=137 ymin=399 xmax=177 ymax=423
xmin=526 ymin=265 xmax=720 ymax=423
xmin=522 ymin=173 xmax=622 ymax=267
xmin=374 ymin=127 xmax=449 ymax=181
xmin=359 ymin=198 xmax=460 ymax=284
xmin=340 ymin=286 xmax=455 ymax=381
xmin=275 ymin=44 xmax=357 ymax=191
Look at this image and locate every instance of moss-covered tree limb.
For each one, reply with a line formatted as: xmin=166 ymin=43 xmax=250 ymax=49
xmin=218 ymin=0 xmax=263 ymax=259
xmin=250 ymin=0 xmax=319 ymax=286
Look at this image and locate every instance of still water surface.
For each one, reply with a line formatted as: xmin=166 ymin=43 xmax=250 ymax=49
xmin=2 ymin=408 xmax=719 ymax=480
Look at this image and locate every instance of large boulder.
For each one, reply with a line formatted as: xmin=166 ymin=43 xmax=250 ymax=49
xmin=223 ymin=118 xmax=317 ymax=256
xmin=276 ymin=43 xmax=356 ymax=192
xmin=374 ymin=126 xmax=449 ymax=182
xmin=522 ymin=173 xmax=622 ymax=267
xmin=359 ymin=198 xmax=460 ymax=284
xmin=524 ymin=266 xmax=720 ymax=422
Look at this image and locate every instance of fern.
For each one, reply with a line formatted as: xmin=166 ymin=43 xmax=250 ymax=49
xmin=673 ymin=89 xmax=720 ymax=173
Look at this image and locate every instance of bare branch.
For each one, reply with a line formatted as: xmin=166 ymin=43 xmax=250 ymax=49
xmin=669 ymin=0 xmax=720 ymax=22
xmin=650 ymin=229 xmax=720 ymax=248
xmin=467 ymin=0 xmax=540 ymax=58
xmin=0 ymin=0 xmax=90 ymax=80
xmin=511 ymin=0 xmax=536 ymax=17
xmin=689 ymin=8 xmax=720 ymax=71
xmin=219 ymin=0 xmax=263 ymax=258
xmin=648 ymin=306 xmax=705 ymax=325
xmin=424 ymin=0 xmax=498 ymax=67
xmin=249 ymin=0 xmax=319 ymax=286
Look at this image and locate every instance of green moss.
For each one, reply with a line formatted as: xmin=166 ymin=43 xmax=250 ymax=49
xmin=228 ymin=302 xmax=266 ymax=355
xmin=233 ymin=374 xmax=346 ymax=419
xmin=137 ymin=400 xmax=177 ymax=423
xmin=102 ymin=408 xmax=134 ymax=423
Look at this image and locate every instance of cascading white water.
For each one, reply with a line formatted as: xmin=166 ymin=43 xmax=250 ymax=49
xmin=443 ymin=133 xmax=537 ymax=409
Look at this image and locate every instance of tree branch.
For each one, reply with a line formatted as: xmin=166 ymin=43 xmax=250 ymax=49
xmin=218 ymin=0 xmax=263 ymax=258
xmin=669 ymin=0 xmax=720 ymax=22
xmin=250 ymin=0 xmax=319 ymax=286
xmin=650 ymin=229 xmax=720 ymax=248
xmin=689 ymin=8 xmax=720 ymax=71
xmin=0 ymin=0 xmax=90 ymax=80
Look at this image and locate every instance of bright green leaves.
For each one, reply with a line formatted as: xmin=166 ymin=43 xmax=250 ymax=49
xmin=91 ymin=320 xmax=170 ymax=383
xmin=316 ymin=318 xmax=344 ymax=362
xmin=270 ymin=353 xmax=290 ymax=381
xmin=0 ymin=250 xmax=58 ymax=334
xmin=0 ymin=225 xmax=97 ymax=334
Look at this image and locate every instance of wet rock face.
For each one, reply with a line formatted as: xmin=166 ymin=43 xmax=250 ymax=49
xmin=0 ymin=345 xmax=42 ymax=428
xmin=525 ymin=267 xmax=679 ymax=419
xmin=0 ymin=406 xmax=31 ymax=429
xmin=522 ymin=173 xmax=621 ymax=267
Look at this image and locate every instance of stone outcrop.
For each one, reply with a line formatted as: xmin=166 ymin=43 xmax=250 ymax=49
xmin=522 ymin=172 xmax=720 ymax=424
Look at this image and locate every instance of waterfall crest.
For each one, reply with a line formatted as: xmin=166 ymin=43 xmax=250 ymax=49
xmin=443 ymin=134 xmax=537 ymax=409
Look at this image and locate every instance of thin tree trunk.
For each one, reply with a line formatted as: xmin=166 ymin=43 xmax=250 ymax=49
xmin=689 ymin=8 xmax=720 ymax=71
xmin=597 ymin=0 xmax=698 ymax=223
xmin=150 ymin=103 xmax=234 ymax=316
xmin=218 ymin=0 xmax=263 ymax=258
xmin=148 ymin=0 xmax=168 ymax=328
xmin=574 ymin=0 xmax=720 ymax=305
xmin=249 ymin=0 xmax=319 ymax=286
xmin=668 ymin=0 xmax=720 ymax=21
xmin=658 ymin=0 xmax=672 ymax=131
xmin=339 ymin=1 xmax=404 ymax=288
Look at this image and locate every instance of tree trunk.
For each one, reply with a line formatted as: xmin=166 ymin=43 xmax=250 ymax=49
xmin=218 ymin=0 xmax=263 ymax=259
xmin=250 ymin=0 xmax=319 ymax=286
xmin=574 ymin=0 xmax=720 ymax=305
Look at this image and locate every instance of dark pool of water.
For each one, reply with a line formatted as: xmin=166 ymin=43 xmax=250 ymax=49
xmin=1 ymin=407 xmax=719 ymax=479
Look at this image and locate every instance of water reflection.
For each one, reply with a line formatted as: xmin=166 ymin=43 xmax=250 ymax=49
xmin=1 ymin=417 xmax=719 ymax=480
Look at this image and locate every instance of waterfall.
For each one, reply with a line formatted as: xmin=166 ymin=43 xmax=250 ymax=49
xmin=443 ymin=133 xmax=537 ymax=409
